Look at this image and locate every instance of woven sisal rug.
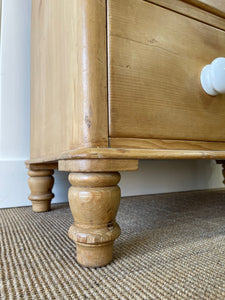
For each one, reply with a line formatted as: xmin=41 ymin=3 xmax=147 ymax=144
xmin=1 ymin=190 xmax=225 ymax=299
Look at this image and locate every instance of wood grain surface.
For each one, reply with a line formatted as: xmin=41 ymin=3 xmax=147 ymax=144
xmin=144 ymin=0 xmax=225 ymax=30
xmin=30 ymin=0 xmax=108 ymax=159
xmin=68 ymin=172 xmax=121 ymax=267
xmin=110 ymin=138 xmax=225 ymax=151
xmin=58 ymin=159 xmax=139 ymax=172
xmin=183 ymin=0 xmax=225 ymax=19
xmin=108 ymin=0 xmax=225 ymax=142
xmin=26 ymin=148 xmax=225 ymax=165
xmin=28 ymin=169 xmax=54 ymax=212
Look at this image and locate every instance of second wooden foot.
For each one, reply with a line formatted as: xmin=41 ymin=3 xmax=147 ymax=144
xmin=28 ymin=169 xmax=54 ymax=212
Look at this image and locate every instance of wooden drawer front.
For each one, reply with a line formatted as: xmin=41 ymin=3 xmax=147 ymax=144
xmin=108 ymin=0 xmax=225 ymax=142
xmin=183 ymin=0 xmax=225 ymax=18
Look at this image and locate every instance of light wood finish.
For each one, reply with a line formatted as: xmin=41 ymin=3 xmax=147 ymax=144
xmin=58 ymin=159 xmax=139 ymax=172
xmin=110 ymin=138 xmax=225 ymax=151
xmin=144 ymin=0 xmax=225 ymax=31
xmin=68 ymin=172 xmax=121 ymax=267
xmin=28 ymin=169 xmax=54 ymax=212
xmin=108 ymin=0 xmax=225 ymax=142
xmin=183 ymin=0 xmax=225 ymax=19
xmin=26 ymin=163 xmax=58 ymax=171
xmin=26 ymin=148 xmax=225 ymax=164
xmin=28 ymin=0 xmax=225 ymax=268
xmin=30 ymin=0 xmax=108 ymax=159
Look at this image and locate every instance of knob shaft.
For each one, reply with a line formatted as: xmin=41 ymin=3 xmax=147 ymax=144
xmin=200 ymin=57 xmax=225 ymax=96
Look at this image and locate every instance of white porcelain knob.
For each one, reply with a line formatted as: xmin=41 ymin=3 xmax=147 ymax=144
xmin=200 ymin=57 xmax=225 ymax=96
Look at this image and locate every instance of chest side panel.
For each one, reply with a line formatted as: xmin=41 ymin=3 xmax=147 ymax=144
xmin=30 ymin=0 xmax=108 ymax=159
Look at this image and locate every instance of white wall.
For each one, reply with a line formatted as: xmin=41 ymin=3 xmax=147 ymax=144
xmin=0 ymin=0 xmax=223 ymax=208
xmin=0 ymin=0 xmax=31 ymax=208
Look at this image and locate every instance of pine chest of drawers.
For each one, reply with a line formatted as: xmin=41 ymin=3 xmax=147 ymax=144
xmin=27 ymin=0 xmax=225 ymax=267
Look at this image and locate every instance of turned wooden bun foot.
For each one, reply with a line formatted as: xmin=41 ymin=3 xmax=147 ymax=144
xmin=31 ymin=199 xmax=51 ymax=213
xmin=68 ymin=172 xmax=121 ymax=268
xmin=28 ymin=169 xmax=54 ymax=212
xmin=76 ymin=242 xmax=114 ymax=268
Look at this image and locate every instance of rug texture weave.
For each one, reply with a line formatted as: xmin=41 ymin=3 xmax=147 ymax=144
xmin=1 ymin=190 xmax=225 ymax=299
